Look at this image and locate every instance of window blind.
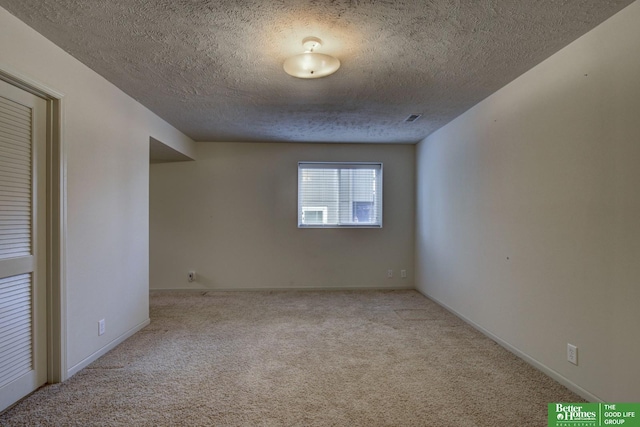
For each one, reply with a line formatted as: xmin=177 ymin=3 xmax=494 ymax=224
xmin=298 ymin=162 xmax=382 ymax=228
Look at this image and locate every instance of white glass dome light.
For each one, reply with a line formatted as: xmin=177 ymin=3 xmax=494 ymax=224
xmin=283 ymin=37 xmax=341 ymax=79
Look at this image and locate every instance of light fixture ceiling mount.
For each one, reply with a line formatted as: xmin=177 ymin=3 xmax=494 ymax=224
xmin=283 ymin=37 xmax=341 ymax=79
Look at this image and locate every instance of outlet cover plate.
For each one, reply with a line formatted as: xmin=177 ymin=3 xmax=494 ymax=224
xmin=567 ymin=343 xmax=578 ymax=365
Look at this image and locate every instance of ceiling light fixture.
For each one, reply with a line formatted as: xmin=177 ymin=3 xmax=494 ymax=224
xmin=283 ymin=37 xmax=340 ymax=79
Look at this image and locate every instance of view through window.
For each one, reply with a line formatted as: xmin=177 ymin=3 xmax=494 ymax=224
xmin=298 ymin=162 xmax=383 ymax=228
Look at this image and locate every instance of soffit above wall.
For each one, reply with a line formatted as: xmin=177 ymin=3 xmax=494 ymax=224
xmin=150 ymin=137 xmax=194 ymax=164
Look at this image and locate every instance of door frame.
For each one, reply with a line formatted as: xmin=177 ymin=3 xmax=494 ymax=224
xmin=0 ymin=64 xmax=67 ymax=383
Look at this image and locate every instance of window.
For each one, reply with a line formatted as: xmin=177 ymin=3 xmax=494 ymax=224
xmin=301 ymin=206 xmax=328 ymax=225
xmin=298 ymin=162 xmax=383 ymax=228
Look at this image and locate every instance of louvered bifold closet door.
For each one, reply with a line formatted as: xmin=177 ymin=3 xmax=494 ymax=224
xmin=0 ymin=274 xmax=32 ymax=385
xmin=0 ymin=92 xmax=35 ymax=389
xmin=0 ymin=94 xmax=32 ymax=261
xmin=0 ymin=79 xmax=46 ymax=414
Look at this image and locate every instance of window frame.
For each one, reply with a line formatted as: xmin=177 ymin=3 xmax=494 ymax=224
xmin=297 ymin=161 xmax=383 ymax=229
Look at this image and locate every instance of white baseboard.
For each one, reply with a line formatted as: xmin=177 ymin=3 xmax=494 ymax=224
xmin=150 ymin=285 xmax=415 ymax=292
xmin=66 ymin=318 xmax=150 ymax=378
xmin=416 ymin=289 xmax=603 ymax=403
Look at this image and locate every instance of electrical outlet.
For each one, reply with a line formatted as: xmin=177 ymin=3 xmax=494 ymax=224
xmin=188 ymin=271 xmax=196 ymax=282
xmin=567 ymin=343 xmax=578 ymax=365
xmin=387 ymin=269 xmax=393 ymax=278
xmin=98 ymin=319 xmax=105 ymax=336
xmin=401 ymin=269 xmax=407 ymax=278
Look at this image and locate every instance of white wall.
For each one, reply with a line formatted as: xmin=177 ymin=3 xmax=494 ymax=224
xmin=151 ymin=142 xmax=415 ymax=290
xmin=0 ymin=6 xmax=195 ymax=376
xmin=415 ymin=1 xmax=640 ymax=402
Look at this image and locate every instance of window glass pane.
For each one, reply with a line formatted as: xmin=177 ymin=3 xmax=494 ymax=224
xmin=353 ymin=201 xmax=374 ymax=223
xmin=298 ymin=162 xmax=382 ymax=228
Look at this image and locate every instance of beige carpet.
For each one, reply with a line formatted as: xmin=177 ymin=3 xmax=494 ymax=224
xmin=1 ymin=290 xmax=583 ymax=426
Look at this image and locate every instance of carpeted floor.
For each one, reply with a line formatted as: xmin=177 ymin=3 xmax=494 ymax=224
xmin=0 ymin=290 xmax=583 ymax=426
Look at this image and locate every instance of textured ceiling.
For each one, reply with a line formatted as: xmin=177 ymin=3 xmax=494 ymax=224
xmin=1 ymin=0 xmax=634 ymax=143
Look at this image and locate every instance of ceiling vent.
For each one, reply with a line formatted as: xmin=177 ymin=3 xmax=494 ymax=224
xmin=405 ymin=114 xmax=422 ymax=123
